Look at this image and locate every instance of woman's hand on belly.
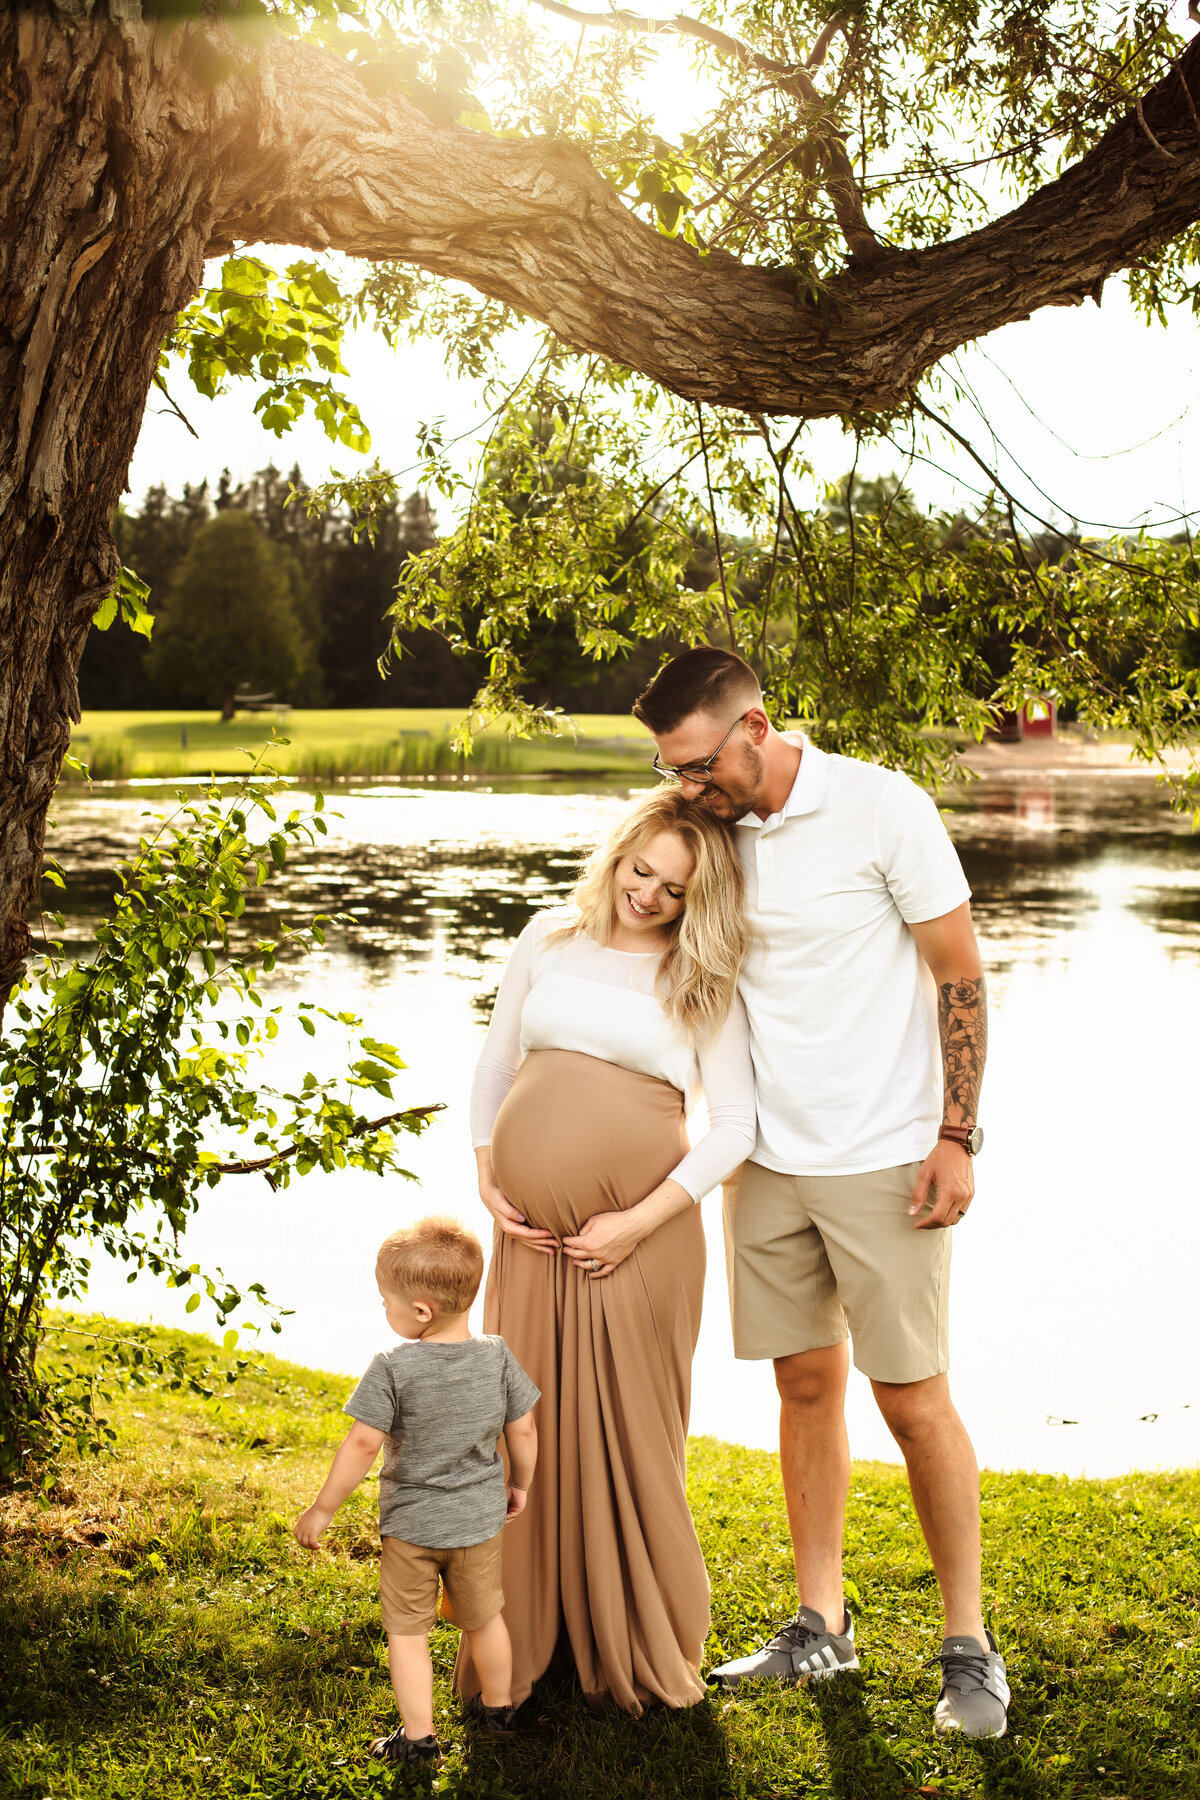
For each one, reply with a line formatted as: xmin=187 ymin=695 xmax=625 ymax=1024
xmin=562 ymin=1178 xmax=694 ymax=1279
xmin=477 ymin=1147 xmax=560 ymax=1256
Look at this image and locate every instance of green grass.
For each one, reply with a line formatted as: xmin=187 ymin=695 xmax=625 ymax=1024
xmin=2 ymin=1315 xmax=1198 ymax=1799
xmin=65 ymin=712 xmax=657 ymax=783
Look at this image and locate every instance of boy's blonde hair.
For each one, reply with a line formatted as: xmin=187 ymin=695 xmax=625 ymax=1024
xmin=376 ymin=1215 xmax=484 ymax=1315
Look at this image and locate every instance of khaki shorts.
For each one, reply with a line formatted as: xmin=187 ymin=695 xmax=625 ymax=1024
xmin=722 ymin=1160 xmax=951 ymax=1384
xmin=379 ymin=1530 xmax=504 ymax=1636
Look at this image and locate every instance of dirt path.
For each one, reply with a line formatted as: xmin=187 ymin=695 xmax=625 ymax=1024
xmin=955 ymin=734 xmax=1197 ymax=777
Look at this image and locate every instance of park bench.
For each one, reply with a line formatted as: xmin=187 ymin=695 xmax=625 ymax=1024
xmin=222 ymin=687 xmax=292 ymax=722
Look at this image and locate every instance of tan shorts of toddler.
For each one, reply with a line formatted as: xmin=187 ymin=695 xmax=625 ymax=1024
xmin=379 ymin=1530 xmax=504 ymax=1636
xmin=722 ymin=1160 xmax=951 ymax=1384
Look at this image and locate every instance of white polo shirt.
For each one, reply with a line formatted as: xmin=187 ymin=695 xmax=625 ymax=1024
xmin=736 ymin=735 xmax=971 ymax=1176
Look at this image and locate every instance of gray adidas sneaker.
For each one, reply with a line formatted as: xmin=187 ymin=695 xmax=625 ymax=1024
xmin=708 ymin=1606 xmax=858 ymax=1690
xmin=933 ymin=1632 xmax=1010 ymax=1739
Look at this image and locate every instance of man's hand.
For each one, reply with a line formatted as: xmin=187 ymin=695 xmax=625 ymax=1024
xmin=505 ymin=1484 xmax=528 ymax=1521
xmin=294 ymin=1503 xmax=334 ymax=1549
xmin=907 ymin=904 xmax=987 ymax=1232
xmin=909 ymin=1139 xmax=974 ymax=1229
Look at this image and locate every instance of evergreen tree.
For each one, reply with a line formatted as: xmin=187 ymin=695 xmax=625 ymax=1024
xmin=145 ymin=512 xmax=317 ymax=716
xmin=80 ymin=465 xmax=658 ymax=713
xmin=320 ymin=490 xmax=466 ymax=707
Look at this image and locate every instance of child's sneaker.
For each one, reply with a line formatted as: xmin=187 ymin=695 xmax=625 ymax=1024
xmin=370 ymin=1726 xmax=442 ymax=1763
xmin=465 ymin=1695 xmax=518 ymax=1733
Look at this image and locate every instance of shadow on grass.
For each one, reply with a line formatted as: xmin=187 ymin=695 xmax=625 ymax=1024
xmin=974 ymin=1734 xmax=1061 ymax=1800
xmin=458 ymin=1668 xmax=733 ymax=1800
xmin=811 ymin=1676 xmax=911 ymax=1800
xmin=812 ymin=1676 xmax=1065 ymax=1800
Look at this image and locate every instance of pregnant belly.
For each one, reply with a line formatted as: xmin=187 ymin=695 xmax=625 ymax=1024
xmin=491 ymin=1049 xmax=687 ymax=1238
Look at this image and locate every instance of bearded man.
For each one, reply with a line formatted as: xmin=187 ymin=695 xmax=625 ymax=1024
xmin=632 ymin=646 xmax=1008 ymax=1740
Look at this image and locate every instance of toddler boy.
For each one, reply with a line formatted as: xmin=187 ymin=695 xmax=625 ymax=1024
xmin=294 ymin=1214 xmax=539 ymax=1764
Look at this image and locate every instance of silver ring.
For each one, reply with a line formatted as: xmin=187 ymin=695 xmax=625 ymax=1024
xmin=589 ymin=1258 xmax=601 ymax=1271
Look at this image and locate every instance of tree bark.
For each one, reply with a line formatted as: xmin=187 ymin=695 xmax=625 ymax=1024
xmin=0 ymin=11 xmax=251 ymax=1020
xmin=2 ymin=5 xmax=1200 ymax=1019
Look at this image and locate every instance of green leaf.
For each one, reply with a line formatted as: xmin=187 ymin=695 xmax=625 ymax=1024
xmin=92 ymin=590 xmax=118 ymax=631
xmin=95 ymin=565 xmax=154 ymax=640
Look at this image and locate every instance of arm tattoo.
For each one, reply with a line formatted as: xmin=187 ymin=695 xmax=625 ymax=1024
xmin=937 ymin=975 xmax=988 ymax=1128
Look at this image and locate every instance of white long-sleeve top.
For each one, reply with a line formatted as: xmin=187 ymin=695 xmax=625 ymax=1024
xmin=470 ymin=910 xmax=757 ymax=1201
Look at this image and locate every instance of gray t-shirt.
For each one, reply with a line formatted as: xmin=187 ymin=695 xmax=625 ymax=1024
xmin=344 ymin=1335 xmax=539 ymax=1549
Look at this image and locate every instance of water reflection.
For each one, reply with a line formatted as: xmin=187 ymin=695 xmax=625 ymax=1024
xmin=945 ymin=775 xmax=1200 ymax=965
xmin=50 ymin=773 xmax=1200 ymax=970
xmin=56 ymin=771 xmax=1200 ymax=1477
xmin=48 ymin=786 xmax=622 ymax=967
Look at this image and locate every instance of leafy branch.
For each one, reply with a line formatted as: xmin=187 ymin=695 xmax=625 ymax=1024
xmin=166 ymin=255 xmax=370 ymax=450
xmin=387 ymin=375 xmax=1199 ymax=795
xmin=0 ymin=750 xmax=440 ymax=1488
xmin=526 ymin=0 xmax=882 ymax=260
xmin=207 ymin=1103 xmax=444 ymax=1180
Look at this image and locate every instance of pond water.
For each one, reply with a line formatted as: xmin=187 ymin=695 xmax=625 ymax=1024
xmin=56 ymin=769 xmax=1200 ymax=1478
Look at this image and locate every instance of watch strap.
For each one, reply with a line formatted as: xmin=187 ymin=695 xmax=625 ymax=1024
xmin=938 ymin=1124 xmax=973 ymax=1150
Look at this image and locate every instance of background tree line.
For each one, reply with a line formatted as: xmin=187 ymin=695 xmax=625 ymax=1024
xmin=83 ymin=443 xmax=1199 ymax=740
xmin=79 ymin=462 xmax=681 ymax=717
xmin=79 ymin=466 xmax=448 ymax=714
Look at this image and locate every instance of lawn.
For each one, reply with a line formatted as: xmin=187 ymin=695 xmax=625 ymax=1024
xmin=2 ymin=1315 xmax=1197 ymax=1800
xmin=67 ymin=711 xmax=657 ymax=782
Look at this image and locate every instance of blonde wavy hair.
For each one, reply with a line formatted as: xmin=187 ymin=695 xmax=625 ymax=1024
xmin=553 ymin=789 xmax=749 ymax=1041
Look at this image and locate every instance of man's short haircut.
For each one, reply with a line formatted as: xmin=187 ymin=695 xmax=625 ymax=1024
xmin=632 ymin=647 xmax=761 ymax=735
xmin=376 ymin=1215 xmax=484 ymax=1315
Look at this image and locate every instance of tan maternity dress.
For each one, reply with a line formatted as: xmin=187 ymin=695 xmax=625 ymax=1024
xmin=456 ymin=914 xmax=755 ymax=1715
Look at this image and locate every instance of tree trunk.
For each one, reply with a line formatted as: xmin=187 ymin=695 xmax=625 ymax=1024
xmin=2 ymin=6 xmax=1200 ymax=1019
xmin=0 ymin=12 xmax=238 ymax=1020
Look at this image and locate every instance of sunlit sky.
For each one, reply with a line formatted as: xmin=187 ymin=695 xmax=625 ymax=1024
xmin=129 ymin=22 xmax=1200 ymax=539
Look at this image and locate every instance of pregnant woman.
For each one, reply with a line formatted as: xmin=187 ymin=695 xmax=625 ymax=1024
xmin=456 ymin=788 xmax=756 ymax=1716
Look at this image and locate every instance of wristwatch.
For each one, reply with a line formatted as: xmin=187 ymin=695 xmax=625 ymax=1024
xmin=939 ymin=1123 xmax=984 ymax=1155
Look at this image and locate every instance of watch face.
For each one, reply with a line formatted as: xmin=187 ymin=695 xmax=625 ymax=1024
xmin=966 ymin=1125 xmax=984 ymax=1155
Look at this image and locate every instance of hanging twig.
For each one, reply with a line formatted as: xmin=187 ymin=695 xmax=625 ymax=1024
xmin=695 ymin=404 xmax=737 ymax=650
xmin=753 ymin=420 xmax=803 ymax=670
xmin=844 ymin=431 xmax=860 ymax=621
xmin=152 ymin=373 xmax=199 ymax=439
xmin=910 ymin=398 xmax=1165 ymax=580
xmin=768 ymin=463 xmax=837 ymax=678
xmin=624 ymin=446 xmax=707 ymax=528
xmin=1134 ymin=94 xmax=1178 ymax=160
xmin=1004 ymin=497 xmax=1053 ymax=609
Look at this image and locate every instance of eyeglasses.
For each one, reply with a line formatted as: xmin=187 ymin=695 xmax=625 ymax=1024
xmin=652 ymin=712 xmax=750 ymax=787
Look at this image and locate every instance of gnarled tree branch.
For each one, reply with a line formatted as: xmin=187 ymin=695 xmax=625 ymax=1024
xmin=217 ymin=33 xmax=1200 ymax=423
